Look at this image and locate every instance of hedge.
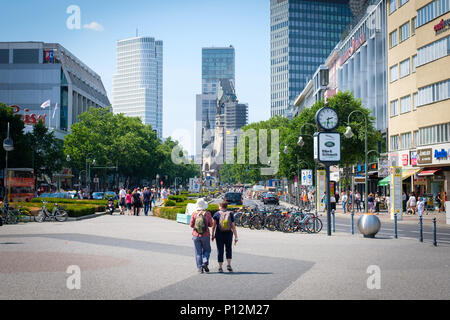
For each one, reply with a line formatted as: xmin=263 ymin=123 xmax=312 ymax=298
xmin=153 ymin=207 xmax=184 ymax=221
xmin=31 ymin=198 xmax=115 ymax=206
xmin=12 ymin=202 xmax=105 ymax=218
xmin=168 ymin=195 xmax=187 ymax=203
xmin=164 ymin=200 xmax=177 ymax=207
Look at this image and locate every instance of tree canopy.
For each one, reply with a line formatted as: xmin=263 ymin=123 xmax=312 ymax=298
xmin=220 ymin=91 xmax=382 ymax=186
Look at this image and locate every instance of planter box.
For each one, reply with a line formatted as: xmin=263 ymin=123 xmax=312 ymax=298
xmin=177 ymin=214 xmax=192 ymax=225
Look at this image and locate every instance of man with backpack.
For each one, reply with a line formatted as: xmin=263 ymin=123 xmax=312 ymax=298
xmin=211 ymin=201 xmax=239 ymax=273
xmin=190 ymin=198 xmax=213 ymax=274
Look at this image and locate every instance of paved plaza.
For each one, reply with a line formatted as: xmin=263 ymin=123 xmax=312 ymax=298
xmin=0 ymin=211 xmax=449 ymax=300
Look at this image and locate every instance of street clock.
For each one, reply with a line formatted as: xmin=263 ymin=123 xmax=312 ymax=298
xmin=315 ymin=107 xmax=339 ymax=131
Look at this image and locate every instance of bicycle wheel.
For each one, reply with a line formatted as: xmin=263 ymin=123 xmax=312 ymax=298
xmin=241 ymin=215 xmax=249 ymax=228
xmin=34 ymin=210 xmax=46 ymax=223
xmin=55 ymin=209 xmax=68 ymax=222
xmin=306 ymin=217 xmax=323 ymax=233
xmin=6 ymin=212 xmax=18 ymax=225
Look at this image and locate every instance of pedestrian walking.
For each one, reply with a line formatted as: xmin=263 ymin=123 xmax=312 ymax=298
xmin=368 ymin=193 xmax=374 ymax=213
xmin=143 ymin=187 xmax=152 ymax=216
xmin=211 ymin=201 xmax=239 ymax=273
xmin=190 ymin=198 xmax=213 ymax=274
xmin=417 ymin=197 xmax=426 ymax=217
xmin=119 ymin=186 xmax=127 ymax=215
xmin=407 ymin=193 xmax=417 ymax=215
xmin=161 ymin=188 xmax=169 ymax=205
xmin=132 ymin=188 xmax=141 ymax=216
xmin=355 ymin=191 xmax=362 ymax=212
xmin=374 ymin=193 xmax=381 ymax=214
xmin=126 ymin=189 xmax=133 ymax=215
xmin=342 ymin=192 xmax=348 ymax=214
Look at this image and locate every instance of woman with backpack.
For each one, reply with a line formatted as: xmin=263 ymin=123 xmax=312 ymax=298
xmin=190 ymin=198 xmax=213 ymax=274
xmin=211 ymin=201 xmax=239 ymax=273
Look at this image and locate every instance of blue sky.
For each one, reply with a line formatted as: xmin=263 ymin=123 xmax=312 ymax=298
xmin=1 ymin=0 xmax=271 ymax=154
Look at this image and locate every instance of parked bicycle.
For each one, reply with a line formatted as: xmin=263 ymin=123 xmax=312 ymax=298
xmin=35 ymin=201 xmax=68 ymax=223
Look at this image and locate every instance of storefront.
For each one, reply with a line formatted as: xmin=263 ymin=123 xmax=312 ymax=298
xmin=387 ymin=142 xmax=450 ymax=210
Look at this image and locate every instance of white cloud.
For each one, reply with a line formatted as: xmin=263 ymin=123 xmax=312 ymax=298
xmin=83 ymin=22 xmax=104 ymax=32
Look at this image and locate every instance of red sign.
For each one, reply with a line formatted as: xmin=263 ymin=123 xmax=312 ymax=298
xmin=338 ymin=32 xmax=366 ymax=67
xmin=10 ymin=105 xmax=47 ymax=125
xmin=402 ymin=154 xmax=409 ymax=166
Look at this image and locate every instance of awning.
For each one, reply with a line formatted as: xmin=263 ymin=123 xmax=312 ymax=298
xmin=418 ymin=169 xmax=440 ymax=176
xmin=402 ymin=168 xmax=421 ymax=180
xmin=378 ymin=176 xmax=390 ymax=187
xmin=377 ymin=168 xmax=422 ymax=186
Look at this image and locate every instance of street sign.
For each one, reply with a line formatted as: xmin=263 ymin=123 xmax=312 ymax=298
xmin=390 ymin=166 xmax=403 ymax=220
xmin=316 ymin=132 xmax=341 ymax=164
xmin=353 ymin=176 xmax=366 ymax=184
xmin=301 ymin=170 xmax=313 ymax=186
xmin=93 ymin=178 xmax=99 ymax=183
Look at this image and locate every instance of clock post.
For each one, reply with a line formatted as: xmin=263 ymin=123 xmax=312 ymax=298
xmin=314 ymin=106 xmax=341 ymax=236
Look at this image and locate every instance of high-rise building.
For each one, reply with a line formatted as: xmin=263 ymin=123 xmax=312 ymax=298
xmin=0 ymin=42 xmax=110 ymax=140
xmin=195 ymin=46 xmax=235 ymax=159
xmin=386 ymin=0 xmax=450 ymax=197
xmin=112 ymin=37 xmax=163 ymax=138
xmin=270 ymin=0 xmax=354 ymax=117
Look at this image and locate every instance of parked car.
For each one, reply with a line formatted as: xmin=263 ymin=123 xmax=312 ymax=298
xmin=224 ymin=192 xmax=243 ymax=205
xmin=92 ymin=192 xmax=105 ymax=200
xmin=104 ymin=191 xmax=117 ymax=200
xmin=263 ymin=193 xmax=279 ymax=205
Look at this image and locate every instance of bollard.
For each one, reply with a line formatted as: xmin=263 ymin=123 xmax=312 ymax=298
xmin=419 ymin=215 xmax=423 ymax=243
xmin=433 ymin=217 xmax=437 ymax=247
xmin=332 ymin=209 xmax=335 ymax=233
xmin=351 ymin=212 xmax=354 ymax=235
xmin=394 ymin=213 xmax=398 ymax=239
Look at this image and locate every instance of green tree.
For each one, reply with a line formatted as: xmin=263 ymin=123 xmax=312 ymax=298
xmin=0 ymin=103 xmax=32 ymax=170
xmin=220 ymin=91 xmax=382 ymax=187
xmin=26 ymin=119 xmax=64 ymax=182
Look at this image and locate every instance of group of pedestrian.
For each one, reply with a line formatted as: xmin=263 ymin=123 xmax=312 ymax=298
xmin=190 ymin=199 xmax=239 ymax=274
xmin=118 ymin=186 xmax=157 ymax=216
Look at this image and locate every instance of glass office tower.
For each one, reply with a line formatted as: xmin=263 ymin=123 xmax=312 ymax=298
xmin=270 ymin=0 xmax=353 ymax=117
xmin=195 ymin=46 xmax=235 ymax=159
xmin=113 ymin=37 xmax=163 ymax=138
xmin=200 ymin=46 xmax=235 ymax=129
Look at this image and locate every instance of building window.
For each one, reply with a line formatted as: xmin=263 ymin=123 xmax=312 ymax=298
xmin=412 ymin=55 xmax=417 ymax=73
xmin=417 ymin=79 xmax=450 ymax=107
xmin=390 ymin=64 xmax=399 ymax=82
xmin=13 ymin=49 xmax=39 ymax=64
xmin=391 ymin=99 xmax=399 ymax=116
xmin=400 ymin=95 xmax=411 ymax=113
xmin=413 ymin=92 xmax=418 ymax=110
xmin=417 ymin=0 xmax=450 ymax=28
xmin=400 ymin=22 xmax=410 ymax=42
xmin=413 ymin=130 xmax=419 ymax=147
xmin=401 ymin=132 xmax=411 ymax=150
xmin=390 ymin=30 xmax=398 ymax=48
xmin=391 ymin=135 xmax=399 ymax=151
xmin=400 ymin=58 xmax=410 ymax=78
xmin=390 ymin=0 xmax=398 ymax=14
xmin=417 ymin=35 xmax=449 ymax=67
xmin=400 ymin=0 xmax=409 ymax=6
xmin=411 ymin=17 xmax=416 ymax=35
xmin=419 ymin=122 xmax=450 ymax=146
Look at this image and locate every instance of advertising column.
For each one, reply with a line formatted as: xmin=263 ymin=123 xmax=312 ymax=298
xmin=390 ymin=166 xmax=403 ymax=220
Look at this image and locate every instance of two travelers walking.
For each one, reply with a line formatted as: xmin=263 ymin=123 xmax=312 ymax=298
xmin=190 ymin=199 xmax=238 ymax=274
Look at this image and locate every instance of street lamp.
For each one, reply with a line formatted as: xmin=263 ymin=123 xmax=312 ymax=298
xmin=346 ymin=110 xmax=368 ymax=213
xmin=298 ymin=123 xmax=319 ymax=216
xmin=3 ymin=123 xmax=14 ymax=209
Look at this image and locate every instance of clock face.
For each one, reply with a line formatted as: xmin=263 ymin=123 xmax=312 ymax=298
xmin=316 ymin=107 xmax=339 ymax=131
